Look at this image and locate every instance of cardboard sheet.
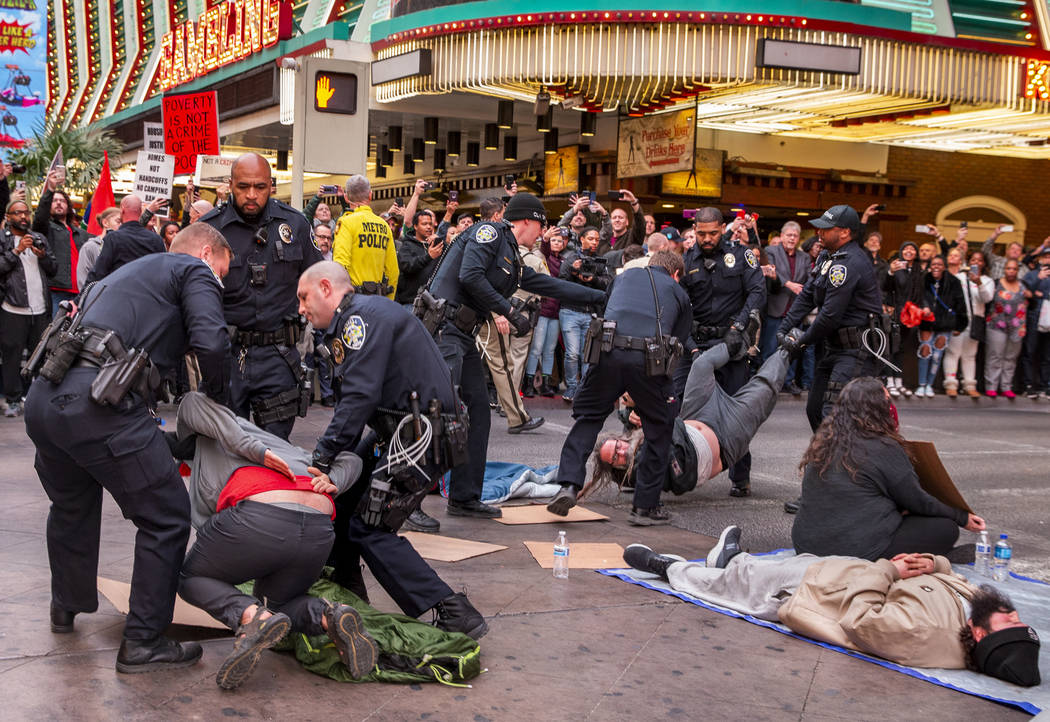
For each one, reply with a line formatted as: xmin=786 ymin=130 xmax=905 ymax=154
xmin=524 ymin=541 xmax=624 ymax=569
xmin=402 ymin=532 xmax=507 ymax=562
xmin=496 ymin=504 xmax=608 ymax=525
xmin=98 ymin=576 xmax=227 ymax=630
xmin=903 ymin=440 xmax=974 ymax=513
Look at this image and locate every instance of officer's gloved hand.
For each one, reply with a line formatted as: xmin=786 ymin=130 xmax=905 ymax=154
xmin=723 ymin=323 xmax=746 ymax=361
xmin=777 ymin=327 xmax=806 ymax=359
xmin=507 ymin=309 xmax=532 ymax=338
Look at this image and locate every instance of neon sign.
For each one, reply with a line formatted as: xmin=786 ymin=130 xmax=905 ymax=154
xmin=155 ymin=0 xmax=286 ymax=91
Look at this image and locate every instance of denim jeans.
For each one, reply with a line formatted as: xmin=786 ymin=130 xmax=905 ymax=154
xmin=917 ymin=332 xmax=950 ymax=387
xmin=526 ymin=315 xmax=560 ymax=376
xmin=559 ymin=308 xmax=592 ymax=397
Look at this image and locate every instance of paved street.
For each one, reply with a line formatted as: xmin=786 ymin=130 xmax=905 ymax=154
xmin=0 ymin=389 xmax=1043 ymax=719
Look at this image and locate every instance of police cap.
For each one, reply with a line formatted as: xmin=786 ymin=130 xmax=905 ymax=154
xmin=810 ymin=204 xmax=860 ymax=231
xmin=503 ymin=193 xmax=547 ymax=223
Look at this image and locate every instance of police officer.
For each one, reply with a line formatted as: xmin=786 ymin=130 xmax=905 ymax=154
xmin=299 ymin=261 xmax=487 ymax=638
xmin=547 ymin=251 xmax=692 ymax=524
xmin=201 ymin=152 xmax=322 ymax=440
xmin=679 ymin=206 xmax=765 ymax=497
xmin=24 ymin=223 xmax=231 ymax=672
xmin=332 ymin=174 xmax=399 ymax=298
xmin=427 ymin=192 xmax=606 ymax=518
xmin=780 ymin=204 xmax=884 ymax=431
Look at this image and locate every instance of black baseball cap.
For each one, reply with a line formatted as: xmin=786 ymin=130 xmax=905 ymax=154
xmin=810 ymin=204 xmax=860 ymax=231
xmin=661 ymin=227 xmax=683 ymax=243
xmin=974 ymin=625 xmax=1041 ymax=687
xmin=503 ymin=193 xmax=547 ymax=223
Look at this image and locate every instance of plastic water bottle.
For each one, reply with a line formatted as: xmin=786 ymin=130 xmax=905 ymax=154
xmin=553 ymin=531 xmax=569 ymax=579
xmin=974 ymin=530 xmax=992 ymax=576
xmin=991 ymin=534 xmax=1012 ymax=582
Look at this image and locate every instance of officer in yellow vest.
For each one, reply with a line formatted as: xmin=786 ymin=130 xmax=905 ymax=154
xmin=332 ymin=175 xmax=399 ymax=298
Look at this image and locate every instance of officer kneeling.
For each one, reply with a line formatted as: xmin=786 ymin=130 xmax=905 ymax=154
xmin=23 ymin=223 xmax=232 ymax=672
xmin=300 ymin=261 xmax=487 ymax=639
xmin=548 ymin=250 xmax=692 ymax=525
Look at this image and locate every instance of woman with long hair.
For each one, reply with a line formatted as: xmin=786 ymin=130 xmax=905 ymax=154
xmin=883 ymin=241 xmax=926 ymax=397
xmin=523 ymin=230 xmax=568 ymax=397
xmin=792 ymin=377 xmax=985 ymax=560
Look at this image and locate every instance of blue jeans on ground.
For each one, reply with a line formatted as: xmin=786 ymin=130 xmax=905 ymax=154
xmin=526 ymin=315 xmax=560 ymax=376
xmin=559 ymin=308 xmax=592 ymax=397
xmin=917 ymin=332 xmax=950 ymax=387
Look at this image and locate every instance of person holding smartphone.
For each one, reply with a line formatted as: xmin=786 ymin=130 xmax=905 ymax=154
xmin=599 ymin=189 xmax=646 ymax=251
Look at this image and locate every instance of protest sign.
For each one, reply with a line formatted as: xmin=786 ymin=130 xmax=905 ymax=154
xmin=143 ymin=122 xmax=164 ymax=153
xmin=133 ymin=151 xmax=175 ymax=203
xmin=616 ymin=108 xmax=696 ymax=179
xmin=903 ymin=440 xmax=974 ymax=513
xmin=193 ymin=155 xmax=235 ymax=187
xmin=162 ymin=91 xmax=219 ymax=175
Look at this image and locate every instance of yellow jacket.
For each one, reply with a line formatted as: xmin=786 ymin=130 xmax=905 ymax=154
xmin=333 ymin=206 xmax=399 ymax=299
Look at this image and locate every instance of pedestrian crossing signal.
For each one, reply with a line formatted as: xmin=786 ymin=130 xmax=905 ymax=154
xmin=314 ymin=71 xmax=358 ymax=115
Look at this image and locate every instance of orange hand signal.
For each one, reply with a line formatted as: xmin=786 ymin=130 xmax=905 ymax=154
xmin=316 ymin=76 xmax=335 ymax=109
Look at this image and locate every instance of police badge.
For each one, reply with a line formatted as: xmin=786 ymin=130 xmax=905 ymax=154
xmin=330 ymin=339 xmax=345 ymax=365
xmin=342 ymin=315 xmax=367 ymax=350
xmin=723 ymin=253 xmax=736 ymax=268
xmin=278 ymin=223 xmax=293 ymax=244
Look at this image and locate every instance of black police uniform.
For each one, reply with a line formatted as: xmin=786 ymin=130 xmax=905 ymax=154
xmin=428 ymin=216 xmax=606 ymax=512
xmin=555 ymin=266 xmax=692 ymax=511
xmin=87 ymin=220 xmax=166 ymax=282
xmin=313 ymin=293 xmax=457 ymax=616
xmin=782 ymin=239 xmax=883 ymax=430
xmin=201 ymin=198 xmax=322 ymax=440
xmin=24 ymin=253 xmax=229 ymax=642
xmin=678 ymin=238 xmax=765 ymax=490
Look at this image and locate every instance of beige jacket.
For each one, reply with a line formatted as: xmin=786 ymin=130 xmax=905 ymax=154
xmin=512 ymin=244 xmax=550 ymax=304
xmin=778 ymin=555 xmax=979 ymax=668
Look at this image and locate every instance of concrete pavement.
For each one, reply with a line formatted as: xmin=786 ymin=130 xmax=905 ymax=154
xmin=0 ymin=390 xmax=1041 ymax=719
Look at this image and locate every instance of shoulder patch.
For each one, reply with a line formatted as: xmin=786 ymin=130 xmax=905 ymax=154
xmin=278 ymin=223 xmax=293 ymax=244
xmin=828 ymin=264 xmax=848 ymax=287
xmin=342 ymin=315 xmax=367 ymax=350
xmin=330 ymin=338 xmax=345 ymax=364
xmin=744 ymin=249 xmax=758 ymax=269
xmin=723 ymin=253 xmax=736 ymax=269
xmin=475 ymin=225 xmax=498 ymax=244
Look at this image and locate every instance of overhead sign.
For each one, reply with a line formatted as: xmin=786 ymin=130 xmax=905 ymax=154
xmin=162 ymin=91 xmax=219 ymax=176
xmin=155 ymin=0 xmax=290 ymax=92
xmin=143 ymin=122 xmax=164 ymax=152
xmin=756 ymin=39 xmax=862 ymax=75
xmin=314 ymin=71 xmax=359 ymax=114
xmin=616 ymin=108 xmax=696 ymax=179
xmin=662 ymin=148 xmax=724 ymax=198
xmin=133 ymin=151 xmax=175 ymax=203
xmin=544 ymin=145 xmax=579 ymax=196
xmin=370 ymin=48 xmax=432 ymax=85
xmin=193 ymin=155 xmax=236 ymax=187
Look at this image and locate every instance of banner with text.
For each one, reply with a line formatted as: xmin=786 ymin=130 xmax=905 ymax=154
xmin=0 ymin=0 xmax=47 ymax=155
xmin=133 ymin=151 xmax=175 ymax=203
xmin=144 ymin=122 xmax=164 ymax=153
xmin=162 ymin=91 xmax=219 ymax=175
xmin=193 ymin=154 xmax=236 ymax=187
xmin=616 ymin=108 xmax=696 ymax=179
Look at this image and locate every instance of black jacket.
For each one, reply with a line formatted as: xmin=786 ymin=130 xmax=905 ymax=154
xmin=922 ymin=272 xmax=968 ymax=333
xmin=0 ymin=228 xmax=56 ymax=310
xmin=882 ymin=262 xmax=925 ymax=320
xmin=32 ymin=189 xmax=89 ymax=294
xmin=558 ymin=247 xmax=612 ymax=312
xmin=87 ymin=221 xmax=166 ymax=282
xmin=395 ymin=228 xmax=442 ymax=305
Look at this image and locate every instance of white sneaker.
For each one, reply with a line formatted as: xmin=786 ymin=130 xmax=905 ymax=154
xmin=901 ymin=386 xmax=913 ymax=398
xmin=923 ymin=385 xmax=935 ymax=398
xmin=887 ymin=378 xmax=900 ymax=398
xmin=3 ymin=402 xmax=20 ymax=417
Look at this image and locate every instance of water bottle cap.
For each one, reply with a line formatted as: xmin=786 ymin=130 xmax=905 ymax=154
xmin=999 ymin=533 xmax=1008 ymax=539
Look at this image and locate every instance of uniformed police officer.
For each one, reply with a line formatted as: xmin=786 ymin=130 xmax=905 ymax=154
xmin=678 ymin=206 xmax=765 ymax=497
xmin=548 ymin=251 xmax=692 ymax=524
xmin=780 ymin=204 xmax=884 ymax=431
xmin=24 ymin=223 xmax=231 ymax=672
xmin=332 ymin=174 xmax=399 ymax=298
xmin=427 ymin=193 xmax=607 ymax=518
xmin=201 ymin=152 xmax=322 ymax=440
xmin=299 ymin=261 xmax=488 ymax=638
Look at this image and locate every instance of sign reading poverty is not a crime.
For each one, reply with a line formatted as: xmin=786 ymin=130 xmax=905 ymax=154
xmin=616 ymin=108 xmax=696 ymax=179
xmin=133 ymin=151 xmax=175 ymax=203
xmin=162 ymin=91 xmax=219 ymax=176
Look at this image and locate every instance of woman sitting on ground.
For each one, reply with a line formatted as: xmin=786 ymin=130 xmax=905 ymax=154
xmin=791 ymin=377 xmax=985 ymax=561
xmin=583 ymin=337 xmax=789 ymax=499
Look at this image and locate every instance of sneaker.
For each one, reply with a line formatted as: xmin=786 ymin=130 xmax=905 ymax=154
xmin=1026 ymin=388 xmax=1038 ymax=399
xmin=628 ymin=505 xmax=672 ymax=526
xmin=986 ymin=390 xmax=998 ymax=398
xmin=3 ymin=402 xmax=20 ymax=417
xmin=901 ymin=386 xmax=913 ymax=398
xmin=432 ymin=592 xmax=488 ymax=640
xmin=924 ymin=385 xmax=936 ymax=398
xmin=324 ymin=603 xmax=378 ymax=679
xmin=546 ymin=484 xmax=578 ymax=516
xmin=783 ymin=497 xmax=801 ymax=514
xmin=561 ymin=390 xmax=575 ymax=404
xmin=706 ymin=525 xmax=742 ymax=569
xmin=888 ymin=382 xmax=900 ymax=399
xmin=215 ymin=610 xmax=291 ymax=690
xmin=1004 ymin=390 xmax=1017 ymax=400
xmin=966 ymin=388 xmax=980 ymax=398
xmin=403 ymin=509 xmax=440 ymax=533
xmin=623 ymin=544 xmax=679 ymax=580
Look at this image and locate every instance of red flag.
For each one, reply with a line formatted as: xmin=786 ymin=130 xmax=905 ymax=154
xmin=85 ymin=151 xmax=115 ymax=236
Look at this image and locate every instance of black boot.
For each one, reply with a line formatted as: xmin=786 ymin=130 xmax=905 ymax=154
xmin=432 ymin=593 xmax=489 ymax=640
xmin=404 ymin=508 xmax=441 ymax=533
xmin=50 ymin=602 xmax=75 ymax=634
xmin=522 ymin=374 xmax=536 ymax=398
xmin=546 ymin=484 xmax=578 ymax=516
xmin=540 ymin=375 xmax=557 ymax=397
xmin=116 ymin=636 xmax=204 ymax=674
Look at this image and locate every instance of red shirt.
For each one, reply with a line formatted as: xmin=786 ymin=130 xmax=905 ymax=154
xmin=217 ymin=467 xmax=335 ymax=519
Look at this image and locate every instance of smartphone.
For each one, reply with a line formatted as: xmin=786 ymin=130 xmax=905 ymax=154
xmin=959 ymin=220 xmax=968 ymax=229
xmin=504 ymin=174 xmax=515 ymax=190
xmin=14 ymin=180 xmax=26 ymax=193
xmin=607 ymin=190 xmax=623 ymax=201
xmin=320 ymin=184 xmax=340 ymax=194
xmin=875 ymin=204 xmax=886 ymax=211
xmin=915 ymin=225 xmax=930 ymax=234
xmin=448 ymin=189 xmax=458 ymax=202
xmin=587 ymin=190 xmax=596 ymax=203
xmin=1001 ymin=224 xmax=1014 ymax=233
xmin=395 ymin=197 xmax=404 ymax=207
xmin=970 ymin=264 xmax=979 ymax=276
xmin=682 ymin=209 xmax=696 ymax=220
xmin=423 ymin=181 xmax=435 ymax=191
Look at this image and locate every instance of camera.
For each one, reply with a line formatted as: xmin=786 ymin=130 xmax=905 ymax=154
xmin=32 ymin=236 xmax=44 ymax=250
xmin=10 ymin=163 xmax=25 ymax=174
xmin=875 ymin=204 xmax=886 ymax=211
xmin=578 ymin=255 xmax=608 ymax=276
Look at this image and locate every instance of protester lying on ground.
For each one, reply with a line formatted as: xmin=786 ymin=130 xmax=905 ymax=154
xmin=171 ymin=391 xmax=376 ymax=690
xmin=623 ymin=526 xmax=1041 ymax=686
xmin=792 ymin=377 xmax=986 ymax=561
xmin=584 ymin=331 xmax=786 ymax=499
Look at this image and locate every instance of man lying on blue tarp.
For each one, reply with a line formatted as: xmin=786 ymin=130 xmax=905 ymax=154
xmin=624 ymin=526 xmax=1041 ymax=688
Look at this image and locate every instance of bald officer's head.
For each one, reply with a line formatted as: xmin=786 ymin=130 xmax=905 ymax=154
xmin=297 ymin=261 xmax=353 ymax=328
